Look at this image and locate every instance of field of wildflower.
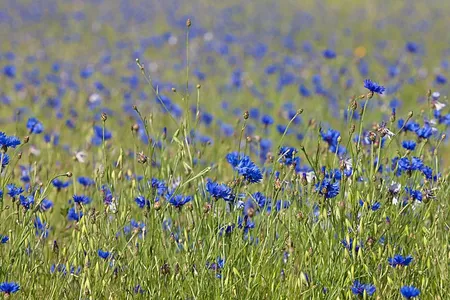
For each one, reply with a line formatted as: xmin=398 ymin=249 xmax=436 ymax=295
xmin=0 ymin=0 xmax=449 ymax=299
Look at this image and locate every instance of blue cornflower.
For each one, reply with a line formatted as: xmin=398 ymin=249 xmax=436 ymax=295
xmin=322 ymin=49 xmax=336 ymax=59
xmin=78 ymin=176 xmax=95 ymax=187
xmin=124 ymin=219 xmax=146 ymax=238
xmin=52 ymin=179 xmax=71 ymax=190
xmin=388 ymin=255 xmax=413 ymax=267
xmin=421 ymin=166 xmax=434 ymax=180
xmin=168 ymin=195 xmax=192 ymax=208
xmin=3 ymin=65 xmax=16 ymax=78
xmin=151 ymin=178 xmax=167 ymax=195
xmin=320 ymin=128 xmax=346 ymax=155
xmin=315 ymin=178 xmax=340 ymax=199
xmin=238 ymin=215 xmax=255 ymax=235
xmin=393 ymin=157 xmax=424 ymax=176
xmin=364 ymin=79 xmax=385 ymax=95
xmin=0 ymin=282 xmax=20 ymax=294
xmin=398 ymin=119 xmax=420 ymax=133
xmin=72 ymin=194 xmax=92 ymax=205
xmin=101 ymin=185 xmax=113 ymax=205
xmin=0 ymin=190 xmax=3 ymax=199
xmin=341 ymin=238 xmax=361 ymax=253
xmin=0 ymin=153 xmax=10 ymax=168
xmin=134 ymin=196 xmax=150 ymax=209
xmin=6 ymin=184 xmax=23 ymax=198
xmin=206 ymin=180 xmax=235 ymax=201
xmin=299 ymin=84 xmax=311 ymax=97
xmin=34 ymin=217 xmax=49 ymax=239
xmin=232 ymin=155 xmax=263 ymax=184
xmin=93 ymin=125 xmax=112 ymax=140
xmin=40 ymin=199 xmax=54 ymax=211
xmin=400 ymin=286 xmax=420 ymax=299
xmin=67 ymin=207 xmax=83 ymax=222
xmin=251 ymin=192 xmax=271 ymax=211
xmin=436 ymin=74 xmax=447 ymax=85
xmin=1 ymin=235 xmax=9 ymax=244
xmin=351 ymin=280 xmax=376 ymax=296
xmin=0 ymin=132 xmax=20 ymax=150
xmin=278 ymin=146 xmax=299 ymax=166
xmin=26 ymin=117 xmax=44 ymax=134
xmin=261 ymin=115 xmax=274 ymax=126
xmin=402 ymin=140 xmax=416 ymax=151
xmin=405 ymin=42 xmax=418 ymax=53
xmin=207 ymin=257 xmax=225 ymax=278
xmin=405 ymin=187 xmax=422 ymax=201
xmin=19 ymin=195 xmax=34 ymax=210
xmin=359 ymin=199 xmax=381 ymax=211
xmin=226 ymin=152 xmax=240 ymax=167
xmin=206 ymin=256 xmax=225 ymax=271
xmin=98 ymin=249 xmax=111 ymax=260
xmin=416 ymin=124 xmax=433 ymax=139
xmin=275 ymin=200 xmax=291 ymax=212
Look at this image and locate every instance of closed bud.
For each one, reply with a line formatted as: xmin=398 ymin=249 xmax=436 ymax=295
xmin=137 ymin=152 xmax=148 ymax=164
xmin=101 ymin=112 xmax=107 ymax=122
xmin=243 ymin=111 xmax=249 ymax=120
xmin=408 ymin=111 xmax=413 ymax=118
xmin=66 ymin=172 xmax=73 ymax=178
xmin=390 ymin=111 xmax=396 ymax=123
xmin=349 ymin=124 xmax=356 ymax=134
xmin=196 ymin=84 xmax=201 ymax=89
xmin=350 ymin=99 xmax=357 ymax=111
xmin=297 ymin=108 xmax=304 ymax=115
xmin=186 ymin=19 xmax=191 ymax=27
xmin=132 ymin=123 xmax=139 ymax=132
xmin=24 ymin=136 xmax=30 ymax=143
xmin=153 ymin=201 xmax=161 ymax=211
xmin=171 ymin=87 xmax=176 ymax=92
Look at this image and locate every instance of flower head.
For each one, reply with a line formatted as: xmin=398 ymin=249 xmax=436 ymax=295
xmin=168 ymin=194 xmax=192 ymax=208
xmin=77 ymin=176 xmax=95 ymax=187
xmin=40 ymin=199 xmax=54 ymax=211
xmin=26 ymin=117 xmax=44 ymax=134
xmin=134 ymin=196 xmax=150 ymax=209
xmin=98 ymin=249 xmax=111 ymax=260
xmin=315 ymin=178 xmax=340 ymax=199
xmin=364 ymin=79 xmax=385 ymax=95
xmin=402 ymin=140 xmax=416 ymax=151
xmin=67 ymin=207 xmax=83 ymax=222
xmin=52 ymin=179 xmax=71 ymax=190
xmin=0 ymin=132 xmax=20 ymax=151
xmin=400 ymin=286 xmax=420 ymax=299
xmin=206 ymin=180 xmax=235 ymax=201
xmin=0 ymin=282 xmax=20 ymax=295
xmin=0 ymin=235 xmax=9 ymax=244
xmin=351 ymin=280 xmax=376 ymax=296
xmin=72 ymin=194 xmax=92 ymax=205
xmin=19 ymin=194 xmax=34 ymax=210
xmin=6 ymin=184 xmax=24 ymax=198
xmin=388 ymin=255 xmax=413 ymax=267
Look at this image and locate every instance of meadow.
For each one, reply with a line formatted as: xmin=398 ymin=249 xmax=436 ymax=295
xmin=0 ymin=0 xmax=449 ymax=299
